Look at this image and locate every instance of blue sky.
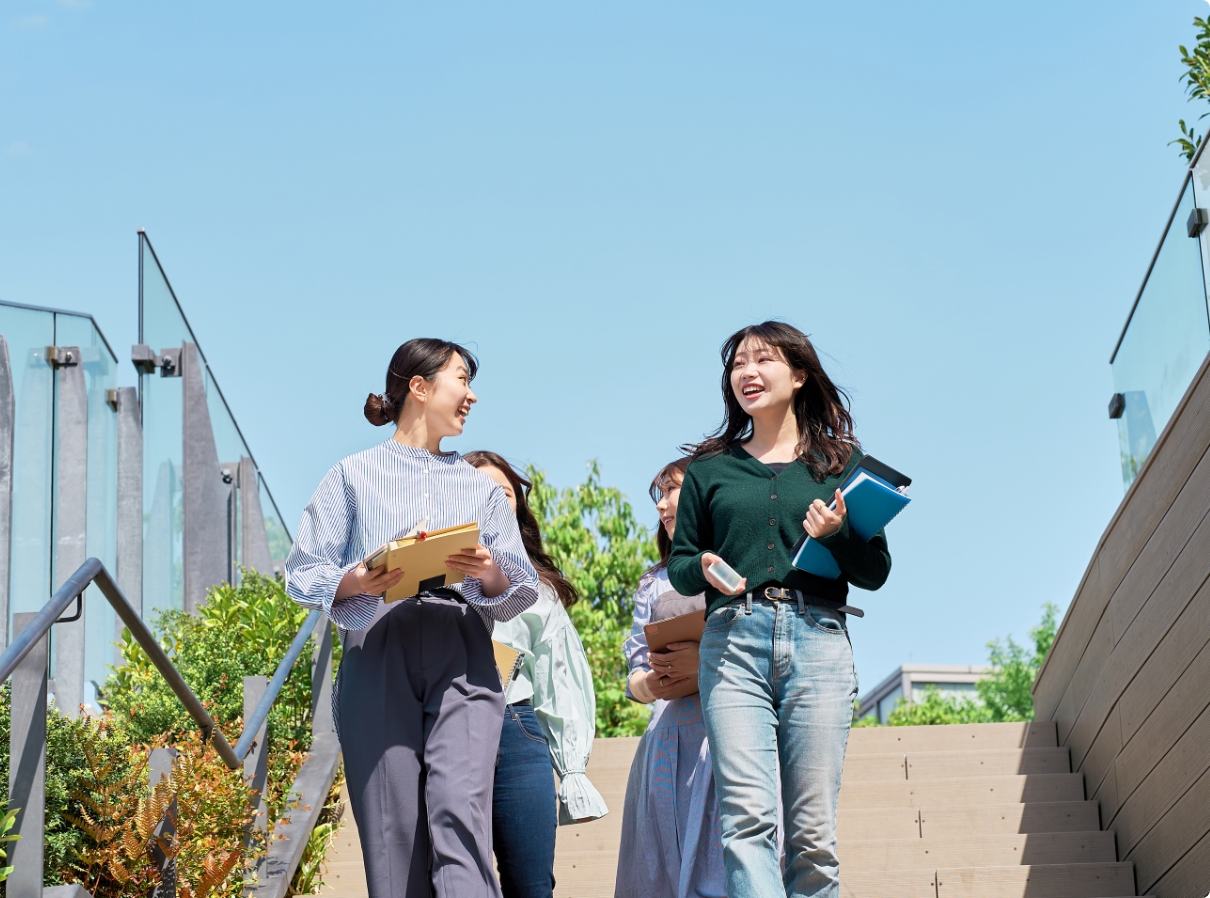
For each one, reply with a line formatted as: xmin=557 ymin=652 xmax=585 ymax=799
xmin=2 ymin=0 xmax=1205 ymax=693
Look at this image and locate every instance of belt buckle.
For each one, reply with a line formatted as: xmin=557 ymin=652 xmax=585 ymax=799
xmin=764 ymin=587 xmax=790 ymax=601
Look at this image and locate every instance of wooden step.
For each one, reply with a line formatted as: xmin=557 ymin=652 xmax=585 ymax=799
xmin=838 ymin=802 xmax=1101 ymax=840
xmin=842 ymin=863 xmax=1135 ymax=898
xmin=554 ymin=849 xmax=619 ymax=898
xmin=840 ymin=831 xmax=1115 ymax=870
xmin=556 ymin=818 xmax=623 ymax=853
xmin=934 ymin=862 xmax=1136 ymax=897
xmin=839 ymin=774 xmax=1085 ymax=809
xmin=843 ymin=748 xmax=1070 ymax=782
xmin=920 ymin=802 xmax=1101 ymax=837
xmin=848 ymin=722 xmax=1057 ymax=754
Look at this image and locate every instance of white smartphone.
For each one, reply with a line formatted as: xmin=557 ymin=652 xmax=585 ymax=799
xmin=707 ymin=560 xmax=745 ymax=593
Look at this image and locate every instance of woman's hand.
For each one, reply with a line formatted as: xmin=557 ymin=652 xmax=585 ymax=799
xmin=701 ymin=552 xmax=747 ymax=595
xmin=643 ymin=667 xmax=693 ymax=700
xmin=447 ymin=545 xmax=510 ymax=597
xmin=804 ymin=489 xmax=847 ymax=539
xmin=648 ymin=641 xmax=699 ymax=681
xmin=336 ymin=563 xmax=403 ymax=601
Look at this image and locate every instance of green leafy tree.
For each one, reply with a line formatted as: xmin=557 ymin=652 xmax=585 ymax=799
xmin=867 ymin=603 xmax=1060 ymax=727
xmin=976 ymin=602 xmax=1058 ymax=722
xmin=1174 ymin=17 xmax=1210 ymax=160
xmin=527 ymin=462 xmax=658 ymax=737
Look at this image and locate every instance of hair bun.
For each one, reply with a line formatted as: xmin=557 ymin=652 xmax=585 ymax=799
xmin=363 ymin=392 xmax=393 ymax=426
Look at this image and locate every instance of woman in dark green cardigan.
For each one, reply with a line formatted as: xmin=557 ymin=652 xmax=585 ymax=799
xmin=666 ymin=321 xmax=890 ymax=898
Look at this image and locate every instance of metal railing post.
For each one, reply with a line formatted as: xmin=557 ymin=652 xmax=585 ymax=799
xmin=149 ymin=746 xmax=179 ymax=898
xmin=8 ymin=611 xmax=47 ymax=898
xmin=0 ymin=336 xmax=14 ymax=652
xmin=311 ymin=614 xmax=334 ymax=736
xmin=115 ymin=385 xmax=142 ymax=621
xmin=182 ymin=343 xmax=229 ymax=613
xmin=52 ymin=346 xmax=87 ymax=716
xmin=244 ymin=675 xmax=269 ymax=837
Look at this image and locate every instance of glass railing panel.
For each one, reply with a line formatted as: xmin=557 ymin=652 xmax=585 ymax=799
xmin=0 ymin=304 xmax=56 ymax=635
xmin=139 ymin=233 xmax=292 ymax=597
xmin=140 ymin=237 xmax=190 ymax=617
xmin=1189 ymin=149 xmax=1210 ymax=324
xmin=259 ymin=472 xmax=292 ymax=573
xmin=1111 ymin=178 xmax=1210 ymax=488
xmin=54 ymin=313 xmax=118 ymax=702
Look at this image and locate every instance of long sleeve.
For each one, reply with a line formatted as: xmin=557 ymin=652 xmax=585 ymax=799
xmin=285 ymin=466 xmax=380 ymax=631
xmin=622 ymin=574 xmax=656 ymax=701
xmin=459 ymin=484 xmax=539 ymax=621
xmin=816 ymin=517 xmax=892 ymax=590
xmin=666 ymin=466 xmax=712 ymax=597
xmin=531 ymin=605 xmax=608 ymax=824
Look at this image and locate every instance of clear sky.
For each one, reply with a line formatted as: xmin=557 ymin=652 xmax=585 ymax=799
xmin=2 ymin=1 xmax=1205 ymax=694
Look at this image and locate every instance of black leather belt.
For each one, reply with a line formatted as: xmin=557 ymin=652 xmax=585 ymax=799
xmin=732 ymin=586 xmax=864 ymax=618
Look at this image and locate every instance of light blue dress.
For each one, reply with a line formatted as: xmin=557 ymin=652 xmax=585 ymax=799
xmin=614 ymin=568 xmax=725 ymax=898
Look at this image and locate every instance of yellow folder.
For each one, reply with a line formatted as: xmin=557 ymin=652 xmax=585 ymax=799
xmin=363 ymin=522 xmax=481 ymax=603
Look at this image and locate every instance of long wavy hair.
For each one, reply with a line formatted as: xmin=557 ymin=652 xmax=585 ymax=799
xmin=689 ymin=321 xmax=857 ymax=481
xmin=463 ymin=450 xmax=580 ymax=608
xmin=648 ymin=456 xmax=692 ymax=567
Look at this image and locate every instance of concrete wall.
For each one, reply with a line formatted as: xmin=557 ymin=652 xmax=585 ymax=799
xmin=1033 ymin=350 xmax=1210 ymax=897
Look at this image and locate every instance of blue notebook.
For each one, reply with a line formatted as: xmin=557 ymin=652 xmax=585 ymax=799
xmin=790 ymin=457 xmax=911 ymax=580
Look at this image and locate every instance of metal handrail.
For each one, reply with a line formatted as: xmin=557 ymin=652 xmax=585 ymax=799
xmin=233 ymin=608 xmax=323 ymax=759
xmin=0 ymin=557 xmax=322 ymax=771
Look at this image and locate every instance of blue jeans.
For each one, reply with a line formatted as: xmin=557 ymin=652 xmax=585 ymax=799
xmin=493 ymin=703 xmax=557 ymax=898
xmin=699 ymin=600 xmax=857 ymax=898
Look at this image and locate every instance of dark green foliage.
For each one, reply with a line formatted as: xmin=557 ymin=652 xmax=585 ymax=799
xmin=527 ymin=462 xmax=657 ymax=737
xmin=0 ymin=681 xmax=95 ymax=883
xmin=1174 ymin=18 xmax=1210 ymax=160
xmin=105 ymin=570 xmax=326 ymax=756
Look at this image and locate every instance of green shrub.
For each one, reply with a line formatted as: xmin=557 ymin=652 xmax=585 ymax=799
xmin=527 ymin=463 xmax=656 ymax=737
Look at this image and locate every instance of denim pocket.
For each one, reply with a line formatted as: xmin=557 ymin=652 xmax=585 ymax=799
xmin=511 ymin=708 xmax=549 ymax=745
xmin=807 ymin=606 xmax=848 ymax=635
xmin=703 ymin=606 xmax=741 ymax=633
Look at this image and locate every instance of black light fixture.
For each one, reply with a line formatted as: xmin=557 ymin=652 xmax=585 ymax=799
xmin=1108 ymin=392 xmax=1126 ymax=419
xmin=1188 ymin=207 xmax=1209 ymax=238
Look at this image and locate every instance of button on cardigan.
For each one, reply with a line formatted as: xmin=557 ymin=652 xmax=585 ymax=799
xmin=667 ymin=445 xmax=891 ymax=618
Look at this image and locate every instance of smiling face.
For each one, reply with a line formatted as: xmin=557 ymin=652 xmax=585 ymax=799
xmin=654 ymin=474 xmax=682 ymax=540
xmin=729 ymin=336 xmax=805 ymax=419
xmin=411 ymin=354 xmax=477 ymax=440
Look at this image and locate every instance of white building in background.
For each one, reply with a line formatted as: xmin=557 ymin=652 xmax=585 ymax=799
xmin=857 ymin=664 xmax=989 ymax=724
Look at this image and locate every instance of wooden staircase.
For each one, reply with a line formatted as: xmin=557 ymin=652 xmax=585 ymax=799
xmin=554 ymin=722 xmax=1145 ymax=897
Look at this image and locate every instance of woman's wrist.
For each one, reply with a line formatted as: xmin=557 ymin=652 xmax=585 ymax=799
xmin=629 ymin=669 xmax=655 ymax=703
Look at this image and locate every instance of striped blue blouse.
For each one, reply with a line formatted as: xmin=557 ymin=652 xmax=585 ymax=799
xmin=284 ymin=439 xmax=539 ymax=632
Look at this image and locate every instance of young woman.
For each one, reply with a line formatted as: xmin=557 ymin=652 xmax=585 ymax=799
xmin=667 ymin=322 xmax=892 ymax=898
xmin=284 ymin=339 xmax=539 ymax=898
xmin=614 ymin=457 xmax=725 ymax=898
xmin=462 ymin=450 xmax=607 ymax=898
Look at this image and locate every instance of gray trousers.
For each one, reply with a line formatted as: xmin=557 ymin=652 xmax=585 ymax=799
xmin=339 ymin=595 xmax=505 ymax=898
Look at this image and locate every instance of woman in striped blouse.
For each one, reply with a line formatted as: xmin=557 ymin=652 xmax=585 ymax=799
xmin=285 ymin=338 xmax=540 ymax=898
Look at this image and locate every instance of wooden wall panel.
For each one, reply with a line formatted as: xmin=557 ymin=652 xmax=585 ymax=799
xmin=1113 ymin=633 xmax=1210 ymax=807
xmin=1064 ymin=512 xmax=1210 ymax=772
xmin=1034 ymin=351 xmax=1210 ymax=898
xmin=1034 ymin=351 xmax=1210 ymax=722
xmin=1113 ymin=701 xmax=1210 ymax=856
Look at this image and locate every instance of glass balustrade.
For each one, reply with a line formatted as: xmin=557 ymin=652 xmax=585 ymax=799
xmin=139 ymin=233 xmax=290 ymax=611
xmin=1 ymin=302 xmax=118 ymax=701
xmin=1111 ymin=174 xmax=1210 ymax=488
